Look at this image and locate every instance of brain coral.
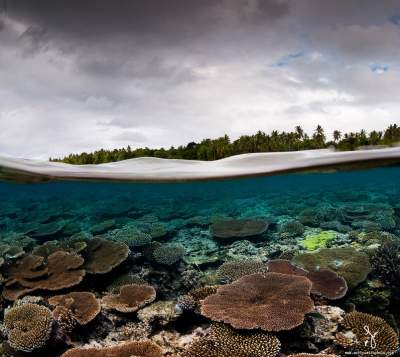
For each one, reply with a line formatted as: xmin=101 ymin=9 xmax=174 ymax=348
xmin=340 ymin=312 xmax=399 ymax=354
xmin=60 ymin=341 xmax=163 ymax=357
xmin=152 ymin=243 xmax=185 ymax=265
xmin=201 ymin=272 xmax=314 ymax=331
xmin=266 ymin=260 xmax=348 ymax=300
xmin=102 ymin=283 xmax=156 ymax=313
xmin=3 ymin=251 xmax=85 ymax=301
xmin=49 ymin=292 xmax=101 ymax=325
xmin=216 ymin=260 xmax=267 ymax=283
xmin=292 ymin=247 xmax=371 ymax=288
xmin=4 ymin=303 xmax=53 ymax=352
xmin=82 ymin=238 xmax=129 ymax=274
xmin=182 ymin=323 xmax=281 ymax=357
xmin=211 ymin=219 xmax=268 ymax=241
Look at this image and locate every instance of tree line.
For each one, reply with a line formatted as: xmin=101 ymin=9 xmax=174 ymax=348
xmin=50 ymin=124 xmax=400 ymax=164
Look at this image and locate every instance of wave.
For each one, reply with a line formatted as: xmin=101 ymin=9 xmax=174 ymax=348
xmin=1 ymin=147 xmax=400 ymax=183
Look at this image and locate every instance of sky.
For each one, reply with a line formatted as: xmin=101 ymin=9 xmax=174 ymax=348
xmin=1 ymin=0 xmax=400 ymax=159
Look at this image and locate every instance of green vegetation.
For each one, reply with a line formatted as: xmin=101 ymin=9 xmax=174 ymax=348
xmin=51 ymin=124 xmax=400 ymax=164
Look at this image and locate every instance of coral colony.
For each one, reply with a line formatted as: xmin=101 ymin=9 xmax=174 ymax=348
xmin=0 ymin=164 xmax=399 ymax=356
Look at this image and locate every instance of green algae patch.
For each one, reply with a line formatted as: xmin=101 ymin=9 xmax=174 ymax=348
xmin=300 ymin=230 xmax=337 ymax=251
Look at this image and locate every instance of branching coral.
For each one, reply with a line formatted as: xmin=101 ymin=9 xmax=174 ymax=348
xmin=338 ymin=312 xmax=399 ymax=354
xmin=102 ymin=283 xmax=156 ymax=313
xmin=182 ymin=323 xmax=281 ymax=357
xmin=60 ymin=341 xmax=163 ymax=357
xmin=4 ymin=303 xmax=53 ymax=352
xmin=211 ymin=219 xmax=268 ymax=241
xmin=3 ymin=251 xmax=85 ymax=301
xmin=292 ymin=247 xmax=371 ymax=288
xmin=371 ymin=241 xmax=400 ymax=296
xmin=82 ymin=238 xmax=129 ymax=274
xmin=49 ymin=292 xmax=101 ymax=325
xmin=111 ymin=225 xmax=152 ymax=247
xmin=201 ymin=272 xmax=314 ymax=331
xmin=216 ymin=260 xmax=267 ymax=283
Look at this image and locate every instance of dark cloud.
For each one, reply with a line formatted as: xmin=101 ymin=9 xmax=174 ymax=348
xmin=1 ymin=1 xmax=400 ymax=159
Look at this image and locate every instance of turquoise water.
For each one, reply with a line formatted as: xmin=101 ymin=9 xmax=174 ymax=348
xmin=0 ymin=166 xmax=399 ymax=356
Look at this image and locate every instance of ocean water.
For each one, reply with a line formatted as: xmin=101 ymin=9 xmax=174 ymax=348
xmin=0 ymin=165 xmax=399 ymax=356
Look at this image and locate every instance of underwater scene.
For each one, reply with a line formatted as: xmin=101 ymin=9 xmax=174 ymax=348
xmin=0 ymin=166 xmax=400 ymax=357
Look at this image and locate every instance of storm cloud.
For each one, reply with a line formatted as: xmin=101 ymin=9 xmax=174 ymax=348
xmin=1 ymin=0 xmax=400 ymax=158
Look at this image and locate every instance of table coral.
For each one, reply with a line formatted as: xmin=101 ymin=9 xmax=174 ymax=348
xmin=82 ymin=238 xmax=129 ymax=274
xmin=3 ymin=251 xmax=85 ymax=301
xmin=49 ymin=292 xmax=101 ymax=325
xmin=102 ymin=283 xmax=156 ymax=313
xmin=201 ymin=272 xmax=314 ymax=331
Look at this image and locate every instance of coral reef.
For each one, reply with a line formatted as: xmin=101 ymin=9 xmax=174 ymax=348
xmin=102 ymin=284 xmax=156 ymax=313
xmin=201 ymin=272 xmax=314 ymax=331
xmin=4 ymin=303 xmax=53 ymax=352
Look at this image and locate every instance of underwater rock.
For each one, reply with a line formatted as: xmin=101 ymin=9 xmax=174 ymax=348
xmin=216 ymin=260 xmax=267 ymax=283
xmin=338 ymin=312 xmax=399 ymax=354
xmin=210 ymin=219 xmax=268 ymax=242
xmin=292 ymin=247 xmax=371 ymax=289
xmin=60 ymin=341 xmax=163 ymax=357
xmin=48 ymin=292 xmax=101 ymax=325
xmin=3 ymin=251 xmax=85 ymax=301
xmin=201 ymin=272 xmax=314 ymax=331
xmin=102 ymin=283 xmax=156 ymax=313
xmin=182 ymin=322 xmax=281 ymax=357
xmin=311 ymin=305 xmax=345 ymax=342
xmin=4 ymin=303 xmax=53 ymax=352
xmin=82 ymin=238 xmax=129 ymax=274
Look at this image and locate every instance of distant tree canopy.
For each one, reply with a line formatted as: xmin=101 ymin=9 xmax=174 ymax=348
xmin=50 ymin=124 xmax=400 ymax=165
